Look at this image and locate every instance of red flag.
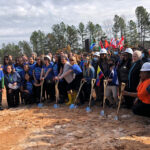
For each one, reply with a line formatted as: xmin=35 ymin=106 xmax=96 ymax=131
xmin=99 ymin=41 xmax=104 ymax=49
xmin=119 ymin=36 xmax=124 ymax=50
xmin=119 ymin=36 xmax=124 ymax=45
xmin=105 ymin=40 xmax=109 ymax=48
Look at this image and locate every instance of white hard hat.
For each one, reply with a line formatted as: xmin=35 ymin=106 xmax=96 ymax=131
xmin=125 ymin=48 xmax=133 ymax=55
xmin=140 ymin=62 xmax=150 ymax=72
xmin=100 ymin=48 xmax=107 ymax=54
xmin=44 ymin=55 xmax=51 ymax=61
xmin=93 ymin=52 xmax=100 ymax=57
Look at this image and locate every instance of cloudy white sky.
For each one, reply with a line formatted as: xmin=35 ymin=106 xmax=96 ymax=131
xmin=0 ymin=0 xmax=150 ymax=47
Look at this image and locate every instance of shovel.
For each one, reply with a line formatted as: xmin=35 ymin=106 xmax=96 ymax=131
xmin=114 ymin=82 xmax=126 ymax=120
xmin=100 ymin=80 xmax=108 ymax=116
xmin=69 ymin=80 xmax=85 ymax=109
xmin=86 ymin=79 xmax=96 ymax=112
xmin=54 ymin=80 xmax=59 ymax=108
xmin=38 ymin=81 xmax=44 ymax=108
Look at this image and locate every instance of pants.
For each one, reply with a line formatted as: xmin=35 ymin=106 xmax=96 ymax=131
xmin=43 ymin=80 xmax=55 ymax=101
xmin=58 ymin=79 xmax=68 ymax=100
xmin=79 ymin=82 xmax=91 ymax=104
xmin=22 ymin=92 xmax=34 ymax=105
xmin=0 ymin=90 xmax=2 ymax=106
xmin=70 ymin=73 xmax=83 ymax=91
xmin=106 ymin=85 xmax=118 ymax=104
xmin=33 ymin=85 xmax=41 ymax=103
xmin=6 ymin=89 xmax=19 ymax=108
xmin=132 ymin=100 xmax=150 ymax=117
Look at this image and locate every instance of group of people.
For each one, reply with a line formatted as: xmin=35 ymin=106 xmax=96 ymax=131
xmin=0 ymin=47 xmax=150 ymax=117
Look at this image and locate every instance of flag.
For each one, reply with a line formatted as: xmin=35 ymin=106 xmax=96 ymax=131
xmin=90 ymin=43 xmax=96 ymax=50
xmin=105 ymin=40 xmax=109 ymax=49
xmin=96 ymin=66 xmax=104 ymax=86
xmin=112 ymin=68 xmax=119 ymax=85
xmin=90 ymin=39 xmax=96 ymax=50
xmin=118 ymin=36 xmax=124 ymax=50
xmin=112 ymin=39 xmax=116 ymax=48
xmin=116 ymin=39 xmax=120 ymax=48
xmin=99 ymin=41 xmax=104 ymax=49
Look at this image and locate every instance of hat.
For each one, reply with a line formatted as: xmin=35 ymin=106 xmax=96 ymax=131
xmin=125 ymin=48 xmax=133 ymax=55
xmin=140 ymin=62 xmax=150 ymax=71
xmin=93 ymin=52 xmax=100 ymax=57
xmin=44 ymin=55 xmax=51 ymax=61
xmin=100 ymin=49 xmax=107 ymax=54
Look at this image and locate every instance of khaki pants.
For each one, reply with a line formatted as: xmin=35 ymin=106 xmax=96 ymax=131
xmin=106 ymin=85 xmax=118 ymax=104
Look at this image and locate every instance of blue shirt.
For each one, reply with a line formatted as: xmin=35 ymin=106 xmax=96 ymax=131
xmin=34 ymin=66 xmax=42 ymax=80
xmin=15 ymin=65 xmax=24 ymax=75
xmin=29 ymin=62 xmax=36 ymax=75
xmin=71 ymin=64 xmax=82 ymax=75
xmin=43 ymin=62 xmax=54 ymax=80
xmin=83 ymin=66 xmax=95 ymax=83
xmin=53 ymin=63 xmax=58 ymax=77
xmin=0 ymin=70 xmax=4 ymax=81
xmin=4 ymin=72 xmax=21 ymax=88
xmin=26 ymin=81 xmax=33 ymax=94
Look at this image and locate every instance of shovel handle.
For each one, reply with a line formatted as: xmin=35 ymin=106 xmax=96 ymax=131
xmin=88 ymin=79 xmax=96 ymax=107
xmin=116 ymin=82 xmax=126 ymax=115
xmin=55 ymin=80 xmax=59 ymax=104
xmin=103 ymin=80 xmax=108 ymax=109
xmin=74 ymin=80 xmax=86 ymax=104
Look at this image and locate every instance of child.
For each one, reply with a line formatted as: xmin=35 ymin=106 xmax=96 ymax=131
xmin=106 ymin=63 xmax=119 ymax=107
xmin=0 ymin=69 xmax=4 ymax=110
xmin=21 ymin=73 xmax=34 ymax=105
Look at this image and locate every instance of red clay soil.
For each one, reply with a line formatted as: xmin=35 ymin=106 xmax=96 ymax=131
xmin=0 ymin=90 xmax=150 ymax=150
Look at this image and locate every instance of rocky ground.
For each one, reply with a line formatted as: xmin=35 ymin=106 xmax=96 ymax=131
xmin=0 ymin=92 xmax=150 ymax=150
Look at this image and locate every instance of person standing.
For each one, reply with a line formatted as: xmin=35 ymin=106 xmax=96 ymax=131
xmin=0 ymin=69 xmax=4 ymax=110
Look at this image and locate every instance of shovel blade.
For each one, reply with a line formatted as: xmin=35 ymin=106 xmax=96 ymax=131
xmin=100 ymin=110 xmax=105 ymax=116
xmin=53 ymin=104 xmax=59 ymax=109
xmin=38 ymin=103 xmax=43 ymax=108
xmin=69 ymin=104 xmax=77 ymax=109
xmin=114 ymin=115 xmax=118 ymax=121
xmin=86 ymin=107 xmax=91 ymax=112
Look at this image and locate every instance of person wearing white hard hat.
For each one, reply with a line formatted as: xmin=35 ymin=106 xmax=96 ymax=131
xmin=118 ymin=48 xmax=133 ymax=84
xmin=123 ymin=62 xmax=150 ymax=117
xmin=41 ymin=55 xmax=55 ymax=102
xmin=96 ymin=49 xmax=109 ymax=102
xmin=123 ymin=50 xmax=143 ymax=108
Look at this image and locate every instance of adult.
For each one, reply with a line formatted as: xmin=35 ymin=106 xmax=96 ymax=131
xmin=124 ymin=50 xmax=142 ymax=108
xmin=123 ymin=62 xmax=150 ymax=117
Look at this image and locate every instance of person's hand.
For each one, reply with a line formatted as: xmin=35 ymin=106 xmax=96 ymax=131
xmin=41 ymin=77 xmax=44 ymax=81
xmin=107 ymin=79 xmax=112 ymax=82
xmin=24 ymin=90 xmax=29 ymax=93
xmin=82 ymin=78 xmax=86 ymax=82
xmin=122 ymin=91 xmax=129 ymax=96
xmin=8 ymin=89 xmax=12 ymax=94
xmin=55 ymin=76 xmax=59 ymax=80
xmin=13 ymin=82 xmax=17 ymax=86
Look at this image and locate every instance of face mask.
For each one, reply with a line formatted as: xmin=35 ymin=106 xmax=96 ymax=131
xmin=114 ymin=51 xmax=118 ymax=55
xmin=93 ymin=57 xmax=98 ymax=61
xmin=142 ymin=53 xmax=145 ymax=58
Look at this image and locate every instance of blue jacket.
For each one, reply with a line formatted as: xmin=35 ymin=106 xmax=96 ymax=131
xmin=83 ymin=66 xmax=95 ymax=83
xmin=4 ymin=72 xmax=21 ymax=89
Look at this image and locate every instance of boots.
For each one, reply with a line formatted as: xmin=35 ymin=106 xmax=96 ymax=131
xmin=66 ymin=91 xmax=73 ymax=105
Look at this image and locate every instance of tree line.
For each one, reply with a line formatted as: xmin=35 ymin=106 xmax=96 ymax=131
xmin=0 ymin=6 xmax=149 ymax=59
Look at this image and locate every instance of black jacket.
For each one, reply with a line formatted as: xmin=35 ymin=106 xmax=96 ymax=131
xmin=127 ymin=60 xmax=142 ymax=92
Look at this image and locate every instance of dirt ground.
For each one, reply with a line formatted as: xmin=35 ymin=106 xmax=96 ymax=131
xmin=0 ymin=90 xmax=150 ymax=150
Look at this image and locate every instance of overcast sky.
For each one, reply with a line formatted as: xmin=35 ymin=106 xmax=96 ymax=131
xmin=0 ymin=0 xmax=150 ymax=47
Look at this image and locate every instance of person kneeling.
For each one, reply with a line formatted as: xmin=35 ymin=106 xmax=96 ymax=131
xmin=123 ymin=62 xmax=150 ymax=117
xmin=21 ymin=73 xmax=34 ymax=105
